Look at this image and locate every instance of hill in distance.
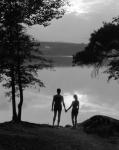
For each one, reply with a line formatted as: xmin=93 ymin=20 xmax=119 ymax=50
xmin=79 ymin=115 xmax=119 ymax=137
xmin=39 ymin=42 xmax=86 ymax=56
xmin=38 ymin=42 xmax=86 ymax=66
xmin=0 ymin=115 xmax=119 ymax=150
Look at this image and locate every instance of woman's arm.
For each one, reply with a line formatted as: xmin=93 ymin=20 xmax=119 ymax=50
xmin=66 ymin=103 xmax=73 ymax=112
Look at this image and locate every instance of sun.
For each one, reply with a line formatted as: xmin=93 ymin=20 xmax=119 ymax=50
xmin=64 ymin=93 xmax=73 ymax=107
xmin=66 ymin=0 xmax=90 ymax=15
xmin=64 ymin=92 xmax=88 ymax=108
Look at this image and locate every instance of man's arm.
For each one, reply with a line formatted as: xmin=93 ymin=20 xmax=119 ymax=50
xmin=62 ymin=96 xmax=66 ymax=110
xmin=52 ymin=96 xmax=55 ymax=111
xmin=77 ymin=101 xmax=79 ymax=110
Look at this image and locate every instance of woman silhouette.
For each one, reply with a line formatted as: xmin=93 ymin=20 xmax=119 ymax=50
xmin=66 ymin=94 xmax=79 ymax=127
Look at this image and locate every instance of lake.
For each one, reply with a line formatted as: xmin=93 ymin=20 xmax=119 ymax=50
xmin=0 ymin=54 xmax=119 ymax=126
xmin=22 ymin=56 xmax=119 ymax=125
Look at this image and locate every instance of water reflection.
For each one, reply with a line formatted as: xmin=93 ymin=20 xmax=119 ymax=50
xmin=0 ymin=61 xmax=119 ymax=125
xmin=22 ymin=66 xmax=119 ymax=125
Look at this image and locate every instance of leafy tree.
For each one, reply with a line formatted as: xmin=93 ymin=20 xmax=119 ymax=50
xmin=13 ymin=31 xmax=51 ymax=122
xmin=0 ymin=0 xmax=68 ymax=122
xmin=73 ymin=19 xmax=119 ymax=81
xmin=0 ymin=23 xmax=51 ymax=122
xmin=0 ymin=0 xmax=67 ymax=26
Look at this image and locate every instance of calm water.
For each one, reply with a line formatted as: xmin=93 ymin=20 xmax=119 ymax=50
xmin=22 ymin=66 xmax=119 ymax=125
xmin=0 ymin=56 xmax=119 ymax=125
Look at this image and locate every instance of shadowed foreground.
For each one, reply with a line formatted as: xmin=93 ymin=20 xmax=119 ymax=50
xmin=0 ymin=115 xmax=119 ymax=150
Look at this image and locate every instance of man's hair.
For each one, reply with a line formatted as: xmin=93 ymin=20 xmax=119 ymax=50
xmin=57 ymin=88 xmax=61 ymax=93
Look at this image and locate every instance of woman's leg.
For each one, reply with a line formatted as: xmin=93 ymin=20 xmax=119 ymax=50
xmin=74 ymin=110 xmax=79 ymax=127
xmin=74 ymin=114 xmax=78 ymax=127
xmin=71 ymin=111 xmax=75 ymax=126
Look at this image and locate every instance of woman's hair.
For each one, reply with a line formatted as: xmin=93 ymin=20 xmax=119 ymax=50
xmin=74 ymin=94 xmax=78 ymax=100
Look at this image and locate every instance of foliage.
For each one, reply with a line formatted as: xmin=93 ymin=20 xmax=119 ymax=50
xmin=73 ymin=19 xmax=119 ymax=81
xmin=0 ymin=0 xmax=67 ymax=26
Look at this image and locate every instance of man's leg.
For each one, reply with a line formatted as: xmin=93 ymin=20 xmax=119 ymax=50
xmin=57 ymin=110 xmax=61 ymax=127
xmin=53 ymin=110 xmax=57 ymax=126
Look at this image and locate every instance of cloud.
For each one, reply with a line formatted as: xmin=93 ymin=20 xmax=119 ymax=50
xmin=66 ymin=0 xmax=91 ymax=14
xmin=26 ymin=0 xmax=119 ymax=44
xmin=66 ymin=0 xmax=119 ymax=16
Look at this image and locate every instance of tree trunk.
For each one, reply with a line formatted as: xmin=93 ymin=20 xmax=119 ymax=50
xmin=18 ymin=81 xmax=23 ymax=122
xmin=11 ymin=67 xmax=18 ymax=122
xmin=17 ymin=62 xmax=23 ymax=122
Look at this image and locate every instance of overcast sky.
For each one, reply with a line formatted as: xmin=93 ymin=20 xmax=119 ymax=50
xmin=27 ymin=0 xmax=119 ymax=43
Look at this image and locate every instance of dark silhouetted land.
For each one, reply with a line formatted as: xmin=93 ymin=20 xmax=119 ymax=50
xmin=0 ymin=115 xmax=119 ymax=150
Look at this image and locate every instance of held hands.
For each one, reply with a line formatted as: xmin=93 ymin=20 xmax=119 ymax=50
xmin=51 ymin=107 xmax=68 ymax=112
xmin=65 ymin=108 xmax=68 ymax=112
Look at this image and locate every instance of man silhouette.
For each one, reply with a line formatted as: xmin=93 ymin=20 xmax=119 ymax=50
xmin=52 ymin=88 xmax=65 ymax=127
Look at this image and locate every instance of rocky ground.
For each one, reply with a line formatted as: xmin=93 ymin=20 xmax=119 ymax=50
xmin=0 ymin=115 xmax=119 ymax=150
